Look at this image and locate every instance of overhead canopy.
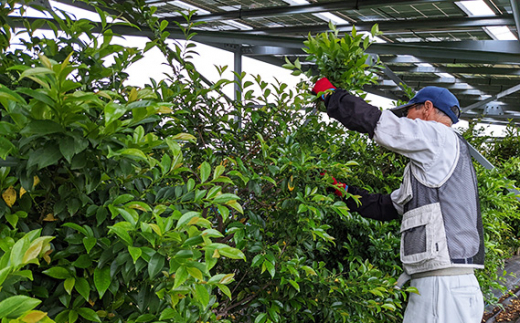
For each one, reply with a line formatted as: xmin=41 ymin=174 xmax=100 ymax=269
xmin=53 ymin=0 xmax=520 ymax=125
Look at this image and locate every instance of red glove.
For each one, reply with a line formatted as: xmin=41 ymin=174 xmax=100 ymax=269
xmin=321 ymin=172 xmax=348 ymax=197
xmin=312 ymin=78 xmax=336 ymax=99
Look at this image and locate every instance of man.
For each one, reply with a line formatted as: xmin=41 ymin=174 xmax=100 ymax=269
xmin=313 ymin=78 xmax=485 ymax=323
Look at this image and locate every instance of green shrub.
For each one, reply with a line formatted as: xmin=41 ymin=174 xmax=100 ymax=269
xmin=1 ymin=1 xmax=519 ymax=323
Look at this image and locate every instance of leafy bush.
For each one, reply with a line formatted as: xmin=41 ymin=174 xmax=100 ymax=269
xmin=1 ymin=1 xmax=519 ymax=323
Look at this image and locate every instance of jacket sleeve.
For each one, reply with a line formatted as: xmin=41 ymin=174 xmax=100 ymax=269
xmin=346 ymin=186 xmax=399 ymax=222
xmin=324 ymin=89 xmax=382 ymax=138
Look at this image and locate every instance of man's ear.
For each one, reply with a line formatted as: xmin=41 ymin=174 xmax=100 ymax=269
xmin=423 ymin=101 xmax=434 ymax=119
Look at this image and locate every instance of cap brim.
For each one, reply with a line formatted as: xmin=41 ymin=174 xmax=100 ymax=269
xmin=389 ymin=102 xmax=414 ymax=118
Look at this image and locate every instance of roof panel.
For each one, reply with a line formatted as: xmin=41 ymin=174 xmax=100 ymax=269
xmin=61 ymin=0 xmax=520 ymax=123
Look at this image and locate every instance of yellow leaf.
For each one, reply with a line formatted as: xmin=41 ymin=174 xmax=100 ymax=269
xmin=96 ymin=91 xmax=112 ymax=100
xmin=188 ymin=216 xmax=200 ymax=225
xmin=43 ymin=249 xmax=52 ymax=264
xmin=128 ymin=203 xmax=146 ymax=212
xmin=22 ymin=239 xmax=44 ymax=264
xmin=149 ymin=223 xmax=162 ymax=236
xmin=128 ymin=87 xmax=138 ymax=103
xmin=225 ymin=200 xmax=243 ymax=214
xmin=2 ymin=186 xmax=16 ymax=207
xmin=20 ymin=187 xmax=27 ymax=198
xmin=288 ymin=175 xmax=295 ymax=191
xmin=33 ymin=176 xmax=40 ymax=187
xmin=39 ymin=54 xmax=52 ymax=69
xmin=212 ymin=249 xmax=220 ymax=258
xmin=43 ymin=213 xmax=56 ymax=222
xmin=171 ymin=133 xmax=196 ymax=141
xmin=219 ymin=273 xmax=235 ymax=285
xmin=22 ymin=310 xmax=48 ymax=323
xmin=157 ymin=106 xmax=173 ymax=114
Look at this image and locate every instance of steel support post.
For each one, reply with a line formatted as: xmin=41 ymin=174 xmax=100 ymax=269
xmin=234 ymin=45 xmax=243 ymax=127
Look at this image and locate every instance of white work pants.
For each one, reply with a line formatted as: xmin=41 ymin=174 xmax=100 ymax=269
xmin=403 ymin=274 xmax=484 ymax=323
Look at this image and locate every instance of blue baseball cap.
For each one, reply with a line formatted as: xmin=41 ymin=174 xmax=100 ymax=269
xmin=391 ymin=86 xmax=461 ymax=124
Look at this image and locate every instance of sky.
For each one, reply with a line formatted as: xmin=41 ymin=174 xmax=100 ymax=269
xmin=13 ymin=0 xmax=507 ymax=136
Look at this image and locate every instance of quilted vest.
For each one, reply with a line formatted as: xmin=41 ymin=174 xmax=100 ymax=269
xmin=399 ymin=134 xmax=485 ymax=275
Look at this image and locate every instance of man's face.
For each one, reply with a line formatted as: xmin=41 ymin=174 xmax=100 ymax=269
xmin=405 ymin=103 xmax=425 ymax=120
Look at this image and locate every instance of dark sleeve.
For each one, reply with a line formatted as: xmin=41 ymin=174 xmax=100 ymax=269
xmin=324 ymin=89 xmax=382 ymax=138
xmin=346 ymin=186 xmax=399 ymax=222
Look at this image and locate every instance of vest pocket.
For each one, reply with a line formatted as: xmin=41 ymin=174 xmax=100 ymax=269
xmin=403 ymin=225 xmax=427 ymax=256
xmin=400 ymin=203 xmax=445 ymax=265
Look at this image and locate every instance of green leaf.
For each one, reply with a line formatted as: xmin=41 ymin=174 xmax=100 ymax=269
xmin=0 ymin=296 xmax=41 ymax=319
xmin=59 ymin=136 xmax=75 ymax=163
xmin=118 ymin=148 xmax=148 ymax=162
xmin=194 ymin=284 xmax=209 ymax=308
xmin=200 ymin=161 xmax=211 ymax=183
xmin=0 ymin=123 xmax=18 ymax=136
xmin=213 ymin=193 xmax=240 ymax=204
xmin=75 ymin=277 xmax=90 ymax=301
xmin=175 ymin=211 xmax=201 ymax=229
xmin=0 ymin=268 xmax=11 ymax=286
xmin=20 ymin=120 xmax=64 ymax=136
xmin=77 ymin=308 xmax=101 ymax=322
xmin=104 ymin=102 xmax=126 ymax=126
xmin=159 ymin=308 xmax=176 ymax=320
xmin=113 ymin=194 xmax=135 ymax=205
xmin=108 ymin=225 xmax=133 ymax=245
xmin=115 ymin=207 xmax=138 ymax=227
xmin=148 ymin=253 xmax=165 ymax=279
xmin=83 ymin=237 xmax=96 ymax=254
xmin=217 ymin=284 xmax=232 ymax=299
xmin=381 ymin=303 xmax=396 ymax=311
xmin=264 ymin=260 xmax=275 ymax=278
xmin=218 ymin=246 xmax=246 ymax=260
xmin=213 ymin=165 xmax=225 ymax=180
xmin=187 ymin=267 xmax=203 ymax=280
xmin=72 ymin=254 xmax=92 ymax=269
xmin=226 ymin=200 xmax=244 ymax=214
xmin=28 ymin=144 xmax=62 ymax=170
xmin=254 ymin=313 xmax=268 ymax=323
xmin=19 ymin=67 xmax=54 ymax=80
xmin=301 ymin=265 xmax=317 ymax=276
xmin=201 ymin=229 xmax=224 ymax=238
xmin=63 ymin=223 xmax=88 ymax=236
xmin=288 ymin=280 xmax=300 ymax=292
xmin=64 ymin=277 xmax=75 ymax=295
xmin=42 ymin=267 xmax=71 ymax=279
xmin=294 ymin=57 xmax=301 ymax=70
xmin=0 ymin=137 xmax=16 ymax=160
xmin=94 ymin=267 xmax=111 ymax=299
xmin=128 ymin=246 xmax=142 ymax=263
xmin=10 ymin=270 xmax=33 ymax=281
xmin=173 ymin=266 xmax=188 ymax=289
xmin=251 ymin=254 xmax=264 ymax=268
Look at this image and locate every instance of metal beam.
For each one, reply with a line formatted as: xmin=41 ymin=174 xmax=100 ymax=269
xmin=166 ymin=0 xmax=459 ymax=23
xmin=18 ymin=17 xmax=520 ymax=64
xmin=369 ymin=41 xmax=520 ymax=64
xmin=234 ymin=45 xmax=242 ymax=104
xmin=52 ymin=0 xmax=120 ymax=16
xmin=461 ymin=83 xmax=520 ymax=112
xmin=510 ymin=0 xmax=520 ymax=41
xmin=381 ymin=55 xmax=489 ymax=64
xmin=240 ymin=15 xmax=513 ymax=36
xmin=241 ymin=46 xmax=304 ymax=56
xmin=387 ymin=65 xmax=520 ymax=76
xmin=383 ymin=65 xmax=410 ymax=93
xmin=468 ymin=145 xmax=496 ymax=170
